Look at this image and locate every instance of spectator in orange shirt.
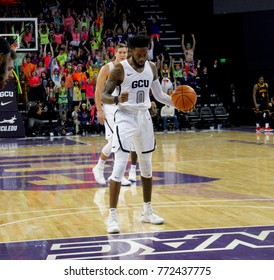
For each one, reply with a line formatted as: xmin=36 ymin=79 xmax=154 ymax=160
xmin=72 ymin=64 xmax=87 ymax=100
xmin=64 ymin=65 xmax=74 ymax=110
xmin=22 ymin=53 xmax=36 ymax=79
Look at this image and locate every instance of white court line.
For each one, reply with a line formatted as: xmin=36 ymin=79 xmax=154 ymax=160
xmin=156 ymin=133 xmax=214 ymax=141
xmin=1 ymin=198 xmax=274 ymax=216
xmin=1 ymin=199 xmax=274 ymax=228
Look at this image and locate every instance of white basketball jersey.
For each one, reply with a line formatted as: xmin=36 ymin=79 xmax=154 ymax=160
xmin=118 ymin=60 xmax=153 ymax=111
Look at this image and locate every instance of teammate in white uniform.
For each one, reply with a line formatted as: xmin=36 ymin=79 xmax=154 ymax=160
xmin=101 ymin=35 xmax=175 ymax=234
xmin=92 ymin=43 xmax=137 ymax=186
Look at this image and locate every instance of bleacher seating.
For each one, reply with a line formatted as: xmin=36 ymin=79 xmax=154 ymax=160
xmin=214 ymin=106 xmax=230 ymax=127
xmin=186 ymin=108 xmax=201 ymax=129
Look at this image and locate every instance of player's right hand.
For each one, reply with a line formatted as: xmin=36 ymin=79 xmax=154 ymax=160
xmin=119 ymin=92 xmax=129 ymax=103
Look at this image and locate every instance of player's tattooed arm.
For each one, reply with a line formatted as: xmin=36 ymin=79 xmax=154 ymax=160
xmin=101 ymin=64 xmax=124 ymax=104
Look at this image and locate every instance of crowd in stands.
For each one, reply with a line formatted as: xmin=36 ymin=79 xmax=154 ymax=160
xmin=0 ymin=0 xmax=227 ymax=136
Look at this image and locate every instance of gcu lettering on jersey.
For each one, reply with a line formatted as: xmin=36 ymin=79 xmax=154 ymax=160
xmin=132 ymin=80 xmax=149 ymax=88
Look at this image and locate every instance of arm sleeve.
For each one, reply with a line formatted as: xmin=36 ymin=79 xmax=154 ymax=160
xmin=151 ymin=79 xmax=175 ymax=107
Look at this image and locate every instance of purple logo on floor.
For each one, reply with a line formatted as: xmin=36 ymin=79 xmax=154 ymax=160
xmin=1 ymin=225 xmax=274 ymax=260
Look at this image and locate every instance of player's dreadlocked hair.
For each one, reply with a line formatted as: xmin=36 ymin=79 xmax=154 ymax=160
xmin=128 ymin=34 xmax=150 ymax=49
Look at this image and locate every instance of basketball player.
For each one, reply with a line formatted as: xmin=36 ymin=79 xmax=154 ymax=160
xmin=92 ymin=43 xmax=137 ymax=186
xmin=0 ymin=37 xmax=14 ymax=90
xmin=101 ymin=34 xmax=175 ymax=234
xmin=8 ymin=49 xmax=17 ymax=80
xmin=253 ymin=75 xmax=273 ymax=132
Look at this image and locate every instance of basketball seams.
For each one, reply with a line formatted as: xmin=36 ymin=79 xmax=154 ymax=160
xmin=177 ymin=95 xmax=185 ymax=107
xmin=184 ymin=94 xmax=196 ymax=106
xmin=174 ymin=95 xmax=182 ymax=107
xmin=171 ymin=85 xmax=197 ymax=111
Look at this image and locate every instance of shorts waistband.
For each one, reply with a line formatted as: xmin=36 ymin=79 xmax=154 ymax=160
xmin=118 ymin=108 xmax=148 ymax=115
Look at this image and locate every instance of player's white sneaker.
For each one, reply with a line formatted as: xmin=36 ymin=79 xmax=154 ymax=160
xmin=141 ymin=205 xmax=164 ymax=224
xmin=128 ymin=169 xmax=137 ymax=182
xmin=107 ymin=210 xmax=120 ymax=234
xmin=92 ymin=165 xmax=106 ymax=185
xmin=121 ymin=176 xmax=131 ymax=186
xmin=107 ymin=176 xmax=131 ymax=186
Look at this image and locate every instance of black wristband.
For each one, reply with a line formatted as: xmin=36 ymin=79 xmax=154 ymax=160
xmin=114 ymin=96 xmax=119 ymax=105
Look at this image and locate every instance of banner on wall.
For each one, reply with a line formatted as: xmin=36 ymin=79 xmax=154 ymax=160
xmin=0 ymin=80 xmax=25 ymax=138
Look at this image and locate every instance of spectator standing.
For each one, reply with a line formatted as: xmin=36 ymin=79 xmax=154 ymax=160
xmin=147 ymin=15 xmax=161 ymax=42
xmin=85 ymin=72 xmax=96 ymax=105
xmin=71 ymin=104 xmax=80 ymax=134
xmin=181 ymin=33 xmax=196 ymax=64
xmin=72 ymin=64 xmax=87 ymax=100
xmin=42 ymin=43 xmax=54 ymax=75
xmin=57 ymin=79 xmax=69 ymax=117
xmin=28 ymin=70 xmax=42 ymax=102
xmin=46 ymin=79 xmax=57 ymax=121
xmin=22 ymin=53 xmax=36 ymax=79
xmin=72 ymin=79 xmax=82 ymax=108
xmin=39 ymin=23 xmax=50 ymax=46
xmin=63 ymin=66 xmax=74 ymax=111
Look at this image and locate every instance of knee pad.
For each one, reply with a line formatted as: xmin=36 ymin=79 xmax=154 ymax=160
xmin=110 ymin=149 xmax=130 ymax=182
xmin=102 ymin=139 xmax=112 ymax=157
xmin=139 ymin=153 xmax=152 ymax=178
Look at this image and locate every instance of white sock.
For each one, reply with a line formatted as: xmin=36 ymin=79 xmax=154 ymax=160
xmin=109 ymin=208 xmax=117 ymax=214
xmin=143 ymin=202 xmax=151 ymax=211
xmin=130 ymin=164 xmax=136 ymax=172
xmin=97 ymin=158 xmax=105 ymax=169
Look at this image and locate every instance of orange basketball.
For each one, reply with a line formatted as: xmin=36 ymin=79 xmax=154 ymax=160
xmin=171 ymin=85 xmax=197 ymax=112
